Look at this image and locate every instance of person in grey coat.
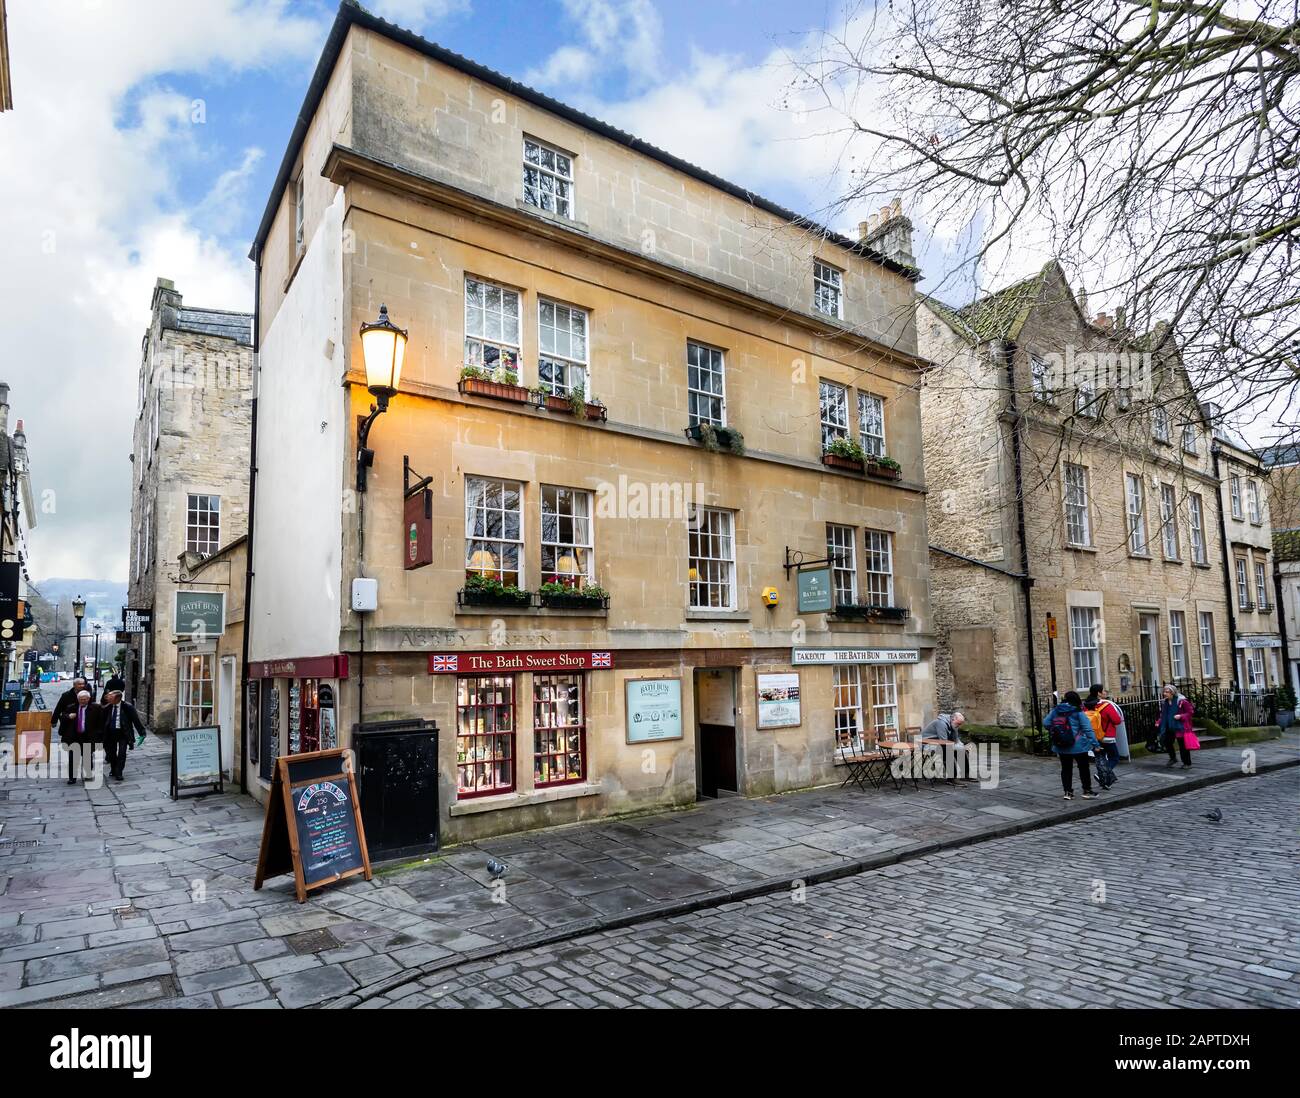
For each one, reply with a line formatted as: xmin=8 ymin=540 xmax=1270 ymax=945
xmin=921 ymin=711 xmax=974 ymax=781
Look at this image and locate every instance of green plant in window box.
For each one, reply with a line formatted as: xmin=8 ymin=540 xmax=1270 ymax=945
xmin=825 ymin=437 xmax=866 ymax=462
xmin=460 ymin=365 xmax=491 ymax=382
xmin=872 ymin=454 xmax=902 ymax=472
xmin=462 ymin=570 xmax=531 ymax=607
xmin=538 ymin=580 xmax=609 ymax=609
xmin=566 ymin=382 xmax=590 ymax=420
xmin=498 ymin=364 xmax=520 ymax=386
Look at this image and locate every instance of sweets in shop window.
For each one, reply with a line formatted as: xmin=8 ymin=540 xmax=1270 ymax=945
xmin=456 ymin=675 xmax=515 ymax=796
xmin=533 ymin=673 xmax=585 ymax=786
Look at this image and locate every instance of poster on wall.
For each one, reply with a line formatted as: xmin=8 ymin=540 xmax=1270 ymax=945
xmin=318 ymin=684 xmax=337 ymax=751
xmin=756 ymin=672 xmax=801 ymax=729
xmin=625 ymin=678 xmax=683 ymax=744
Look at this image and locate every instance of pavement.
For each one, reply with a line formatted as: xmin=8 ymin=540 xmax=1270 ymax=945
xmin=1 ymin=727 xmax=1296 ymax=1009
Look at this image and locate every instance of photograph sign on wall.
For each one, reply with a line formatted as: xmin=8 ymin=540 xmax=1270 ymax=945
xmin=756 ymin=672 xmax=801 ymax=729
xmin=625 ymin=678 xmax=683 ymax=743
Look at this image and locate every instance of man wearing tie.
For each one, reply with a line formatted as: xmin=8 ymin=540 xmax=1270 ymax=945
xmin=101 ymin=689 xmax=146 ymax=782
xmin=56 ymin=689 xmax=97 ymax=784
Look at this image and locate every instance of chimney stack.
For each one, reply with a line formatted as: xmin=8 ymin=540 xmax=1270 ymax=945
xmin=0 ymin=381 xmax=9 ymax=437
xmin=860 ymin=197 xmax=915 ymax=269
xmin=1095 ymin=312 xmax=1112 ymax=330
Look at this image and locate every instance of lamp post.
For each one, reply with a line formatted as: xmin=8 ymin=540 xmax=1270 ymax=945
xmin=355 ymin=304 xmax=408 ymax=493
xmin=72 ymin=597 xmax=86 ymax=679
xmin=92 ymin=624 xmax=103 ymax=689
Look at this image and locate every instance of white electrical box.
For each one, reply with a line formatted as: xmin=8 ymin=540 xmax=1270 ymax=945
xmin=351 ymin=578 xmax=378 ymax=612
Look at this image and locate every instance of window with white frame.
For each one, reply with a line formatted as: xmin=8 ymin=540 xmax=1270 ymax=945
xmin=813 ymin=260 xmax=843 ymax=319
xmin=1255 ymin=560 xmax=1270 ymax=610
xmin=1181 ymin=423 xmax=1198 ymax=454
xmin=827 ymin=524 xmax=857 ymax=606
xmin=686 ymin=341 xmax=725 ymax=427
xmin=294 ymin=173 xmax=305 ymax=251
xmin=465 ymin=477 xmax=524 ymax=587
xmin=522 ymin=137 xmax=574 ymax=219
xmin=863 ymin=529 xmax=894 ymax=606
xmin=540 ymin=486 xmax=593 ymax=587
xmin=1199 ymin=611 xmax=1216 ymax=678
xmin=538 ymin=299 xmax=589 ymax=398
xmin=1030 ymin=354 xmax=1052 ymax=402
xmin=1075 ymin=384 xmax=1097 ymax=417
xmin=1230 ymin=475 xmax=1242 ymax=519
xmin=1247 ymin=480 xmax=1261 ymax=523
xmin=870 ymin=666 xmax=899 ymax=741
xmin=464 ymin=277 xmax=521 ymax=377
xmin=688 ymin=508 xmax=735 ymax=609
xmin=1235 ymin=557 xmax=1250 ymax=608
xmin=185 ymin=494 xmax=220 ymax=558
xmin=833 ymin=665 xmax=865 ymax=754
xmin=1064 ymin=463 xmax=1091 ymax=547
xmin=819 ymin=380 xmax=849 ymax=451
xmin=1069 ymin=606 xmax=1101 ymax=690
xmin=1188 ymin=493 xmax=1206 ymax=564
xmin=1152 ymin=406 xmax=1171 ymax=442
xmin=1246 ymin=650 xmax=1265 ymax=692
xmin=1159 ymin=483 xmax=1180 ymax=560
xmin=178 ymin=652 xmax=215 ymax=728
xmin=1169 ymin=610 xmax=1188 ymax=680
xmin=858 ymin=392 xmax=885 ymax=458
xmin=1125 ymin=473 xmax=1147 ymax=555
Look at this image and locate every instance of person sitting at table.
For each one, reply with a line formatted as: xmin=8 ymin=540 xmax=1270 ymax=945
xmin=920 ymin=711 xmax=975 ymax=782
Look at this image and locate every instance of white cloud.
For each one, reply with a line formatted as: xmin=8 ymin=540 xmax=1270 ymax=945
xmin=526 ymin=0 xmax=663 ymax=90
xmin=368 ymin=0 xmax=471 ymax=28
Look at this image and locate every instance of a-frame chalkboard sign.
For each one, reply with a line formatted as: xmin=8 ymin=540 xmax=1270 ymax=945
xmin=254 ymin=748 xmax=373 ymax=903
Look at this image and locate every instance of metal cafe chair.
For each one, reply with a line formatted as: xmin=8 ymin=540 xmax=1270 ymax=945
xmin=875 ymin=729 xmax=919 ymax=791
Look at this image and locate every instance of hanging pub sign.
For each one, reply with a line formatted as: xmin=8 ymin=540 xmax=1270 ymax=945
xmin=796 ymin=567 xmax=834 ymax=613
xmin=171 ymin=725 xmax=223 ymax=799
xmin=403 ymin=488 xmax=433 ymax=570
xmin=174 ymin=591 xmax=225 ymax=639
xmin=428 ymin=649 xmax=613 ymax=674
xmin=122 ymin=607 xmax=152 ymax=634
xmin=255 ymin=748 xmax=372 ymax=903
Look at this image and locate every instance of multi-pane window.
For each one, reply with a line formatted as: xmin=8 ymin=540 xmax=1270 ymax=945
xmin=858 ymin=392 xmax=885 ymax=458
xmin=294 ymin=173 xmax=305 ymax=250
xmin=827 ymin=524 xmax=857 ymax=605
xmin=540 ymin=486 xmax=593 ymax=586
xmin=688 ymin=508 xmax=735 ymax=609
xmin=1169 ymin=611 xmax=1188 ymax=680
xmin=1159 ymin=483 xmax=1180 ymax=560
xmin=833 ymin=665 xmax=864 ymax=754
xmin=1075 ymin=384 xmax=1097 ymax=417
xmin=522 ymin=137 xmax=574 ymax=218
xmin=1235 ymin=557 xmax=1250 ymax=608
xmin=1069 ymin=606 xmax=1101 ymax=691
xmin=177 ymin=653 xmax=214 ymax=728
xmin=185 ymin=494 xmax=220 ymax=557
xmin=1181 ymin=424 xmax=1198 ymax=454
xmin=1255 ymin=560 xmax=1270 ymax=610
xmin=687 ymin=341 xmax=726 ymax=427
xmin=1199 ymin=612 xmax=1216 ymax=678
xmin=870 ymin=666 xmax=899 ymax=742
xmin=819 ymin=380 xmax=849 ymax=450
xmin=538 ymin=299 xmax=589 ymax=397
xmin=464 ymin=277 xmax=521 ymax=376
xmin=1125 ymin=474 xmax=1147 ymax=555
xmin=1247 ymin=480 xmax=1261 ymax=523
xmin=456 ymin=676 xmax=515 ymax=797
xmin=1246 ymin=651 xmax=1265 ymax=692
xmin=1230 ymin=476 xmax=1242 ymax=519
xmin=863 ymin=529 xmax=894 ymax=606
xmin=1152 ymin=406 xmax=1171 ymax=442
xmin=533 ymin=674 xmax=585 ymax=787
xmin=1064 ymin=463 xmax=1091 ymax=547
xmin=465 ymin=477 xmax=524 ymax=586
xmin=1188 ymin=493 xmax=1206 ymax=564
xmin=1030 ymin=354 xmax=1052 ymax=402
xmin=813 ymin=260 xmax=843 ymax=319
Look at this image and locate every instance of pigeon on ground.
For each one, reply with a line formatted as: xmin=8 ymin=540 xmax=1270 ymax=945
xmin=1201 ymin=808 xmax=1223 ymax=823
xmin=486 ymin=858 xmax=508 ymax=880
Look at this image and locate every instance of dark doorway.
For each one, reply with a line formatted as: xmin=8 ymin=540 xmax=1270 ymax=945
xmin=694 ymin=667 xmax=738 ymax=799
xmin=355 ymin=719 xmax=440 ymax=861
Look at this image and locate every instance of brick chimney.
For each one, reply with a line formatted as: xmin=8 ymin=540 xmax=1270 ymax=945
xmin=859 ymin=197 xmax=916 ymax=269
xmin=1095 ymin=312 xmax=1112 ymax=330
xmin=12 ymin=418 xmax=27 ymax=474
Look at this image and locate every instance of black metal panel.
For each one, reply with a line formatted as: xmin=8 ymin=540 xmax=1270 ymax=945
xmin=355 ymin=720 xmax=440 ymax=861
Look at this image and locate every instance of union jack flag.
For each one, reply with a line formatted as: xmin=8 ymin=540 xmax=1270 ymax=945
xmin=591 ymin=651 xmax=611 ymax=668
xmin=431 ymin=654 xmax=459 ymax=672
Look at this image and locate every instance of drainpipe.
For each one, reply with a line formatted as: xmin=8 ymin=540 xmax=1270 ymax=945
xmin=239 ymin=255 xmax=261 ymax=795
xmin=996 ymin=338 xmax=1042 ymax=732
xmin=1274 ymin=555 xmax=1291 ymax=692
xmin=1210 ymin=444 xmax=1240 ymax=690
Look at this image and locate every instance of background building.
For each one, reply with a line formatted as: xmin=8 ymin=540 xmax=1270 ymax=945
xmin=1264 ymin=438 xmax=1300 ymax=694
xmin=920 ymin=263 xmax=1230 ymax=726
xmin=245 ymin=5 xmax=936 ymax=839
xmin=1 ymin=382 xmax=35 ymax=683
xmin=125 ymin=278 xmax=252 ymax=732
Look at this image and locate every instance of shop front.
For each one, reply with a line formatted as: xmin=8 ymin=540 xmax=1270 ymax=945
xmin=246 ymin=655 xmax=348 ymax=800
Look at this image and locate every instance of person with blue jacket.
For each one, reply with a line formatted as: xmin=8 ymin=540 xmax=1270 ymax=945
xmin=1043 ymin=689 xmax=1101 ymax=800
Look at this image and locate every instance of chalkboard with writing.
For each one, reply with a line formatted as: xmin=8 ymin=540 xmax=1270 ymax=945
xmin=254 ymin=748 xmax=372 ymax=903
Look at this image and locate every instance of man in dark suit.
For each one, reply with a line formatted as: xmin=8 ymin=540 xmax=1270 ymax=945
xmin=101 ymin=672 xmax=127 ymax=702
xmin=56 ymin=688 xmax=98 ymax=784
xmin=52 ymin=677 xmax=89 ymax=723
xmin=100 ymin=689 xmax=146 ymax=782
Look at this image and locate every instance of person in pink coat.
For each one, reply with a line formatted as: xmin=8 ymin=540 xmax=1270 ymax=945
xmin=1156 ymin=684 xmax=1200 ymax=768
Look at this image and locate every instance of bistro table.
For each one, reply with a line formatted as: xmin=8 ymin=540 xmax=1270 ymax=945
xmin=875 ymin=736 xmax=920 ymax=791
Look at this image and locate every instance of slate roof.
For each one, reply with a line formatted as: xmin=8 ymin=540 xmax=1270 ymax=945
xmin=954 ymin=268 xmax=1051 ymax=342
xmin=1259 ymin=439 xmax=1300 ymax=468
xmin=1274 ymin=528 xmax=1300 ymax=562
xmin=173 ymin=307 xmax=253 ymax=347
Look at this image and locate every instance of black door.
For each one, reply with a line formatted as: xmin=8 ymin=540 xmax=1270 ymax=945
xmin=356 ymin=721 xmax=440 ymax=861
xmin=695 ymin=668 xmax=738 ymax=798
xmin=698 ymin=724 xmax=738 ymax=797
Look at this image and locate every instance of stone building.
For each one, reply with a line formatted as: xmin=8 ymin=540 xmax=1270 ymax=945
xmin=1 ymin=382 xmax=36 ymax=681
xmin=919 ymin=261 xmax=1231 ymax=726
xmin=125 ymin=279 xmax=253 ymax=733
xmin=244 ymin=3 xmax=936 ymax=840
xmin=1263 ymin=439 xmax=1300 ymax=694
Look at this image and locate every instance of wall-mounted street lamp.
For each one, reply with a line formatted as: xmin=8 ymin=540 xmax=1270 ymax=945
xmin=72 ymin=596 xmax=86 ymax=678
xmin=356 ymin=304 xmax=408 ymax=493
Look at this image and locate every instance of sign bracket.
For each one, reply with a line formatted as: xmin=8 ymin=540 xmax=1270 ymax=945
xmin=403 ymin=455 xmax=433 ymax=499
xmin=783 ymin=546 xmax=836 ymax=579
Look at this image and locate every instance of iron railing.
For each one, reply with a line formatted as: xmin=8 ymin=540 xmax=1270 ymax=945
xmin=1032 ymin=682 xmax=1278 ymax=742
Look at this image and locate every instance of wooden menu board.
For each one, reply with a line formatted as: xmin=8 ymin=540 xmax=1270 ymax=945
xmin=14 ymin=712 xmax=51 ymax=764
xmin=254 ymin=748 xmax=372 ymax=903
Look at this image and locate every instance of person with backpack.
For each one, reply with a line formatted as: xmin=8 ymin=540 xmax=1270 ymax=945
xmin=1083 ymin=694 xmax=1117 ymax=789
xmin=1156 ymin=684 xmax=1199 ymax=768
xmin=1043 ymin=689 xmax=1101 ymax=800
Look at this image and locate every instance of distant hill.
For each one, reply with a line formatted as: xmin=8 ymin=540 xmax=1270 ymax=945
xmin=27 ymin=578 xmax=128 ymax=631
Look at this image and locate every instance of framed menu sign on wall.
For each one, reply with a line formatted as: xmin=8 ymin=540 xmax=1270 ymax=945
xmin=756 ymin=672 xmax=801 ymax=729
xmin=254 ymin=748 xmax=372 ymax=903
xmin=624 ymin=678 xmax=683 ymax=744
xmin=170 ymin=725 xmax=223 ymax=799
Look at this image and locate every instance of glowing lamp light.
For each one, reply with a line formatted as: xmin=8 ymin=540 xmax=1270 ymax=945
xmin=360 ymin=304 xmax=408 ymax=403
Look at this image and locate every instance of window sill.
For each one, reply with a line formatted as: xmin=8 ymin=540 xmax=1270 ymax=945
xmin=1065 ymin=543 xmax=1096 ymax=553
xmin=685 ymin=610 xmax=749 ymax=623
xmin=1128 ymin=552 xmax=1152 ymax=560
xmin=515 ymin=198 xmax=589 ymax=234
xmin=1192 ymin=561 xmax=1212 ymax=569
xmin=1162 ymin=557 xmax=1184 ymax=566
xmin=449 ymin=781 xmax=602 ymax=816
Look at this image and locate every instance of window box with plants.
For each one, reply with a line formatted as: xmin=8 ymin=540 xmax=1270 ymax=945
xmin=833 ymin=603 xmax=910 ymax=623
xmin=684 ymin=422 xmax=745 ymax=455
xmin=458 ymin=571 xmax=533 ymax=609
xmin=867 ymin=454 xmax=903 ymax=480
xmin=822 ymin=437 xmax=866 ymax=471
xmin=537 ymin=382 xmax=608 ymax=422
xmin=537 ymin=581 xmax=610 ymax=611
xmin=458 ymin=365 xmax=533 ymax=405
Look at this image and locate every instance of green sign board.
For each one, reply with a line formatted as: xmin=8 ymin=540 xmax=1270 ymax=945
xmin=624 ymin=678 xmax=683 ymax=744
xmin=796 ymin=567 xmax=834 ymax=613
xmin=171 ymin=724 xmax=223 ymax=799
xmin=174 ymin=591 xmax=225 ymax=638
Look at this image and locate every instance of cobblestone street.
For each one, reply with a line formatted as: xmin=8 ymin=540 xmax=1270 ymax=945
xmin=388 ymin=771 xmax=1300 ymax=1009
